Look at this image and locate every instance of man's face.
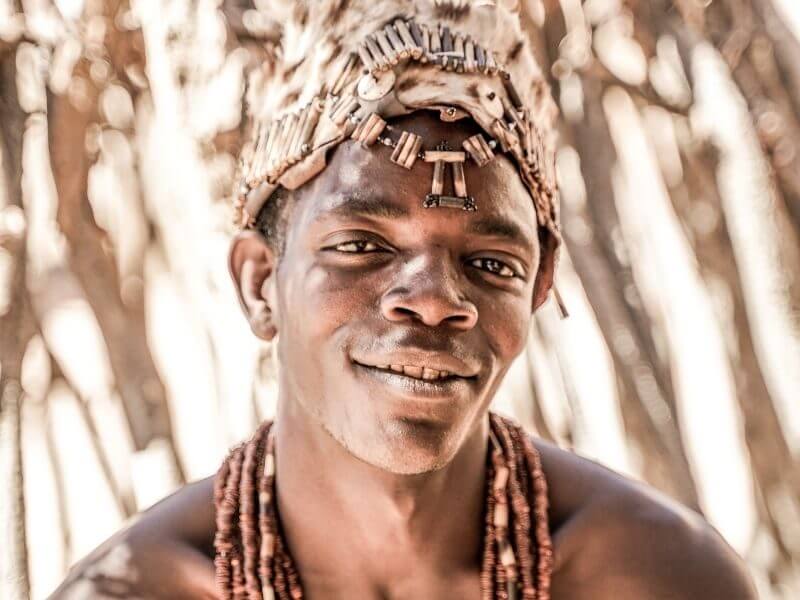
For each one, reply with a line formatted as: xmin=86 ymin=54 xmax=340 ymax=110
xmin=243 ymin=112 xmax=542 ymax=474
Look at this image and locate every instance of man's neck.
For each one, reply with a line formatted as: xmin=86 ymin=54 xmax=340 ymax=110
xmin=272 ymin=399 xmax=489 ymax=595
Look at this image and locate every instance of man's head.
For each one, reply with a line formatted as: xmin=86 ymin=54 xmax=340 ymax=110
xmin=229 ymin=110 xmax=555 ymax=474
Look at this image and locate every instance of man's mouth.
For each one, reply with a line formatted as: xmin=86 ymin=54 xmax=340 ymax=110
xmin=354 ymin=362 xmax=457 ymax=381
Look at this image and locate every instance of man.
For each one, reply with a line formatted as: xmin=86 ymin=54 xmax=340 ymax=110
xmin=52 ymin=2 xmax=757 ymax=599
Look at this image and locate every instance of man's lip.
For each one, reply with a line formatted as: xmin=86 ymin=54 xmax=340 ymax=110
xmin=350 ymin=352 xmax=479 ymax=379
xmin=352 ymin=362 xmax=473 ymax=401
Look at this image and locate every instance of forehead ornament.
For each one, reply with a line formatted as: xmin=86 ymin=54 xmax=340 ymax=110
xmin=422 ymin=142 xmax=477 ymax=211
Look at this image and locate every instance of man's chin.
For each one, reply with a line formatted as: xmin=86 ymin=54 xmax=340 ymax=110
xmin=337 ymin=416 xmax=464 ymax=475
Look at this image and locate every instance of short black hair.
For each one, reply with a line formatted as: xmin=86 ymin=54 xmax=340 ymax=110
xmin=253 ymin=186 xmax=294 ymax=256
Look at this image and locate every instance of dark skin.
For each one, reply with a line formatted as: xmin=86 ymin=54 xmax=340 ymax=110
xmin=51 ymin=112 xmax=757 ymax=599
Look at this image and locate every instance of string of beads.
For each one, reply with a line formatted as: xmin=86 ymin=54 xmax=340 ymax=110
xmin=214 ymin=413 xmax=553 ymax=599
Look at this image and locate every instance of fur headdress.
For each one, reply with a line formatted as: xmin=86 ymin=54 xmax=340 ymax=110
xmin=235 ymin=0 xmax=561 ymax=263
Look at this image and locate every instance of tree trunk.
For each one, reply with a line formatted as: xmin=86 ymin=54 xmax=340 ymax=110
xmin=46 ymin=0 xmax=186 ymax=488
xmin=529 ymin=0 xmax=704 ymax=510
xmin=670 ymin=134 xmax=799 ymax=579
xmin=0 ymin=42 xmax=32 ymax=600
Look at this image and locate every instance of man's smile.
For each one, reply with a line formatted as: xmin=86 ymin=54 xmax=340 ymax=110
xmin=350 ymin=349 xmax=480 ymax=380
xmin=351 ymin=360 xmax=476 ymax=399
xmin=356 ymin=362 xmax=456 ymax=380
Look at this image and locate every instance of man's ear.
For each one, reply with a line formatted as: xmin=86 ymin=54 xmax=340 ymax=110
xmin=532 ymin=232 xmax=557 ymax=311
xmin=229 ymin=230 xmax=279 ymax=341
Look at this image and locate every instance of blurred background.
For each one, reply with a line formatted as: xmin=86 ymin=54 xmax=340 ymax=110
xmin=1 ymin=0 xmax=799 ymax=598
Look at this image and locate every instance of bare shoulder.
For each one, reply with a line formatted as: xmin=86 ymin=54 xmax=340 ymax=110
xmin=533 ymin=438 xmax=758 ymax=600
xmin=49 ymin=477 xmax=217 ymax=599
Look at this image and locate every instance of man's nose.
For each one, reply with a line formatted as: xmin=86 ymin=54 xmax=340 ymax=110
xmin=380 ymin=253 xmax=478 ymax=330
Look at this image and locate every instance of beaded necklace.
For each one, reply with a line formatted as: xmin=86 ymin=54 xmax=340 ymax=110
xmin=214 ymin=412 xmax=553 ymax=600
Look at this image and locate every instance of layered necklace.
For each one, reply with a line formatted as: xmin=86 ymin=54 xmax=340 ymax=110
xmin=214 ymin=412 xmax=553 ymax=600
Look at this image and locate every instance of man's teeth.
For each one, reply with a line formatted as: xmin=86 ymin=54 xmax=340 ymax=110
xmin=374 ymin=364 xmax=451 ymax=380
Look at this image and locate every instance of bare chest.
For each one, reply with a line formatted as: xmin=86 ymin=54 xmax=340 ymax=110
xmin=299 ymin=567 xmax=483 ymax=600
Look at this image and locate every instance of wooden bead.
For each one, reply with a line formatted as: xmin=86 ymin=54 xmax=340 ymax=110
xmin=431 ymin=25 xmax=442 ymax=52
xmin=420 ymin=24 xmax=431 ymax=62
xmin=357 ymin=42 xmax=376 ymax=73
xmin=491 ymin=119 xmax=516 ymax=153
xmin=493 ymin=464 xmax=510 ymax=492
xmin=395 ymin=20 xmax=420 ymax=59
xmin=260 ymin=532 xmax=275 ymax=559
xmin=365 ymin=35 xmax=389 ymax=70
xmin=280 ymin=142 xmax=328 ymax=189
xmin=351 ymin=112 xmax=387 ymax=147
xmin=384 ymin=24 xmax=407 ymax=59
xmin=374 ymin=29 xmax=398 ymax=65
xmin=441 ymin=26 xmax=453 ymax=52
xmin=264 ymin=453 xmax=275 ymax=477
xmin=331 ymin=53 xmax=357 ymax=96
xmin=462 ymin=133 xmax=495 ymax=167
xmin=441 ymin=25 xmax=453 ymax=70
xmin=408 ymin=21 xmax=425 ymax=46
xmin=431 ymin=159 xmax=445 ymax=195
xmin=279 ymin=113 xmax=299 ymax=169
xmin=486 ymin=50 xmax=499 ymax=75
xmin=331 ymin=96 xmax=359 ymax=125
xmin=502 ymin=96 xmax=525 ymax=136
xmin=288 ymin=108 xmax=309 ymax=162
xmin=243 ymin=180 xmax=278 ymax=226
xmin=452 ymin=160 xmax=467 ymax=197
xmin=430 ymin=24 xmax=442 ymax=66
xmin=507 ymin=581 xmax=518 ymax=600
xmin=493 ymin=499 xmax=509 ymax=528
xmin=503 ymin=73 xmax=523 ymax=109
xmin=247 ymin=123 xmax=269 ymax=180
xmin=261 ymin=121 xmax=280 ymax=173
xmin=390 ymin=131 xmax=408 ymax=163
xmin=390 ymin=130 xmax=423 ymax=169
xmin=269 ymin=115 xmax=291 ymax=172
xmin=475 ymin=44 xmax=486 ymax=72
xmin=299 ymin=98 xmax=323 ymax=152
xmin=498 ymin=538 xmax=517 ymax=568
xmin=454 ymin=34 xmax=465 ymax=72
xmin=464 ymin=38 xmax=476 ymax=72
xmin=423 ymin=150 xmax=466 ymax=163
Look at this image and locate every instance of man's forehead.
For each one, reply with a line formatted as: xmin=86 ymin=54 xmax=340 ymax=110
xmin=305 ymin=184 xmax=538 ymax=251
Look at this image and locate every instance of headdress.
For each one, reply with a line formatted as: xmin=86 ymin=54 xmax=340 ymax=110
xmin=235 ymin=0 xmax=561 ymax=272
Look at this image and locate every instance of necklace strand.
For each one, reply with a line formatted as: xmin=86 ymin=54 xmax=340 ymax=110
xmin=214 ymin=413 xmax=552 ymax=599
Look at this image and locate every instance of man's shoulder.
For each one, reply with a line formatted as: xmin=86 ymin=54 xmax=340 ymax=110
xmin=532 ymin=438 xmax=758 ymax=599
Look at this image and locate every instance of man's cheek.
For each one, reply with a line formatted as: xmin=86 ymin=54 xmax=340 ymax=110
xmin=488 ymin=300 xmax=531 ymax=362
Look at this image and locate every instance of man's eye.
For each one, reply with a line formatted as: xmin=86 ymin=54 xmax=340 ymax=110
xmin=469 ymin=257 xmax=517 ymax=278
xmin=332 ymin=240 xmax=381 ymax=253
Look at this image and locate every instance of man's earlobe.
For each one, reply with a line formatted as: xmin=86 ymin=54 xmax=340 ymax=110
xmin=229 ymin=231 xmax=278 ymax=341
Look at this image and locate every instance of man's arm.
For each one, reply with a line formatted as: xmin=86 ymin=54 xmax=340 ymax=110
xmin=49 ymin=477 xmax=218 ymax=599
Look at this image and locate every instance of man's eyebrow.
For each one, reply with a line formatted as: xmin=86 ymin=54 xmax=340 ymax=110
xmin=318 ymin=194 xmax=533 ymax=247
xmin=322 ymin=194 xmax=411 ymax=220
xmin=467 ymin=216 xmax=532 ymax=247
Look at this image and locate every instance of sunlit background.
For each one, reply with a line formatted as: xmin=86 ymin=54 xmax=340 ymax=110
xmin=2 ymin=0 xmax=800 ymax=598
